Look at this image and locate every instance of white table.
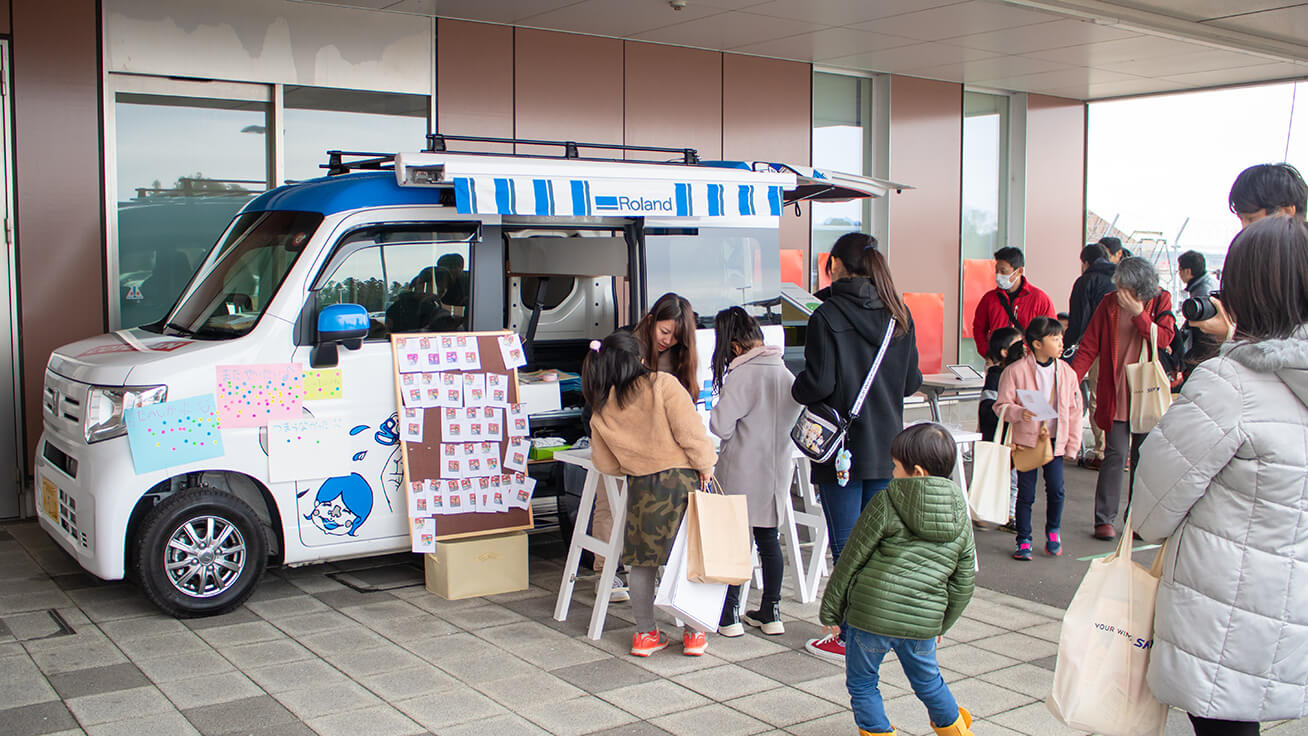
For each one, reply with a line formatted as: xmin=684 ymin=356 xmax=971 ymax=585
xmin=551 ymin=448 xmax=628 ymax=641
xmin=920 ymin=373 xmax=985 ymax=422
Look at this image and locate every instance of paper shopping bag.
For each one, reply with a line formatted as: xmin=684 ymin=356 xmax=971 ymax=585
xmin=1047 ymin=518 xmax=1168 ymax=736
xmin=1126 ymin=323 xmax=1174 ymax=434
xmin=969 ymin=419 xmax=1012 ymax=524
xmin=685 ymin=481 xmax=752 ymax=585
xmin=654 ymin=515 xmax=727 ymax=633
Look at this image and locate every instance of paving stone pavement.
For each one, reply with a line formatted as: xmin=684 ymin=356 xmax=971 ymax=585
xmin=1 ymin=520 xmax=1304 ymax=736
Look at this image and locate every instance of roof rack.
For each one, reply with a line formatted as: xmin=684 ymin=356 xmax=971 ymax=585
xmin=323 ymin=134 xmax=700 ymax=176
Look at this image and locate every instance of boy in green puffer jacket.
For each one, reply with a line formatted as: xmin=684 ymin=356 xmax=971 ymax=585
xmin=819 ymin=423 xmax=977 ymax=736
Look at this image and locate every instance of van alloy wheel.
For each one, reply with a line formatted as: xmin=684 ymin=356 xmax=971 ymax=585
xmin=135 ymin=488 xmax=268 ymax=618
xmin=164 ymin=515 xmax=247 ymax=598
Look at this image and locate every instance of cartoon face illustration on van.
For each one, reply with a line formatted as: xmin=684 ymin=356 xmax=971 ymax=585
xmin=299 ymin=413 xmax=402 ymax=539
xmin=306 ymin=473 xmax=373 ymax=536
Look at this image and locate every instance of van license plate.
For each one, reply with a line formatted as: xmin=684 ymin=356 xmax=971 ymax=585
xmin=41 ymin=478 xmax=58 ymax=520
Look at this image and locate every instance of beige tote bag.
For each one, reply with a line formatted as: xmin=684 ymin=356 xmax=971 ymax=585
xmin=1047 ymin=517 xmax=1168 ymax=736
xmin=969 ymin=409 xmax=1013 ymax=524
xmin=1126 ymin=322 xmax=1173 ymax=434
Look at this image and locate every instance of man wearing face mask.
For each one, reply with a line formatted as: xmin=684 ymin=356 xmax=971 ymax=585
xmin=972 ymin=247 xmax=1057 ymax=357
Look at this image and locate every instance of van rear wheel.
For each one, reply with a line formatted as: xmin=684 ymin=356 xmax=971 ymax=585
xmin=134 ymin=488 xmax=268 ymax=618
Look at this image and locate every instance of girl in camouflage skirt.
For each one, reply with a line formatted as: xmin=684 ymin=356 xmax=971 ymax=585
xmin=584 ymin=330 xmax=718 ymax=657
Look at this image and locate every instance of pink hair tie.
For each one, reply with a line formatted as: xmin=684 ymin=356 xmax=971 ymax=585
xmin=588 ymin=340 xmax=602 ymax=352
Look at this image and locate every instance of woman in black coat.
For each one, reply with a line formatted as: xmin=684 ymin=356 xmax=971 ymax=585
xmin=792 ymin=232 xmax=923 ymax=660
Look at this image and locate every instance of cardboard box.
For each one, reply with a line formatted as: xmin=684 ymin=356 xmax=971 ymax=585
xmin=424 ymin=531 xmax=528 ymax=600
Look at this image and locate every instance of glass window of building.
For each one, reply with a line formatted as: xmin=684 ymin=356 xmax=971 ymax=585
xmin=811 ymin=72 xmax=872 ymax=290
xmin=114 ymin=93 xmax=269 ymax=329
xmin=961 ymin=91 xmax=1010 ymax=366
xmin=283 ymin=87 xmax=429 ymax=181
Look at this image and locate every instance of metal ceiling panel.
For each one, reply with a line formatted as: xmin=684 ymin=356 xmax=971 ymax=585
xmin=514 ymin=0 xmax=728 ymax=38
xmin=949 ymin=17 xmax=1138 ymax=54
xmin=630 ymin=9 xmax=826 ymax=50
xmin=1207 ymin=5 xmax=1308 ymax=47
xmin=730 ymin=27 xmax=917 ymax=62
xmin=852 ymin=0 xmax=1060 ymax=41
xmin=825 ymin=41 xmax=1001 ymax=74
xmin=744 ymin=0 xmax=966 ymax=26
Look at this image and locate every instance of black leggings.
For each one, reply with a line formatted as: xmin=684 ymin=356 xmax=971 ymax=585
xmin=1189 ymin=714 xmax=1259 ymax=735
xmin=723 ymin=526 xmax=783 ymax=609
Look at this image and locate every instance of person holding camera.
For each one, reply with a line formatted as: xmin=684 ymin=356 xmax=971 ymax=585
xmin=1191 ymin=163 xmax=1308 ymax=343
xmin=1068 ymin=257 xmax=1175 ymax=540
xmin=1133 ymin=215 xmax=1308 ymax=735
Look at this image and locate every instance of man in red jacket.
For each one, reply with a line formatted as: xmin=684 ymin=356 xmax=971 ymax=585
xmin=972 ymin=247 xmax=1057 ymax=356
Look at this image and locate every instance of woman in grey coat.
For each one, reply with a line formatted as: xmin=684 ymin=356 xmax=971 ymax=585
xmin=709 ymin=307 xmax=801 ymax=637
xmin=1134 ymin=216 xmax=1308 ymax=736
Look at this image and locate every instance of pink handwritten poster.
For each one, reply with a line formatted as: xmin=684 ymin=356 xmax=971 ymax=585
xmin=216 ymin=364 xmax=304 ymax=428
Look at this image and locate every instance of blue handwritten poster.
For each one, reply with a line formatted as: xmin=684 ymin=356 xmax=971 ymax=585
xmin=125 ymin=394 xmax=225 ymax=474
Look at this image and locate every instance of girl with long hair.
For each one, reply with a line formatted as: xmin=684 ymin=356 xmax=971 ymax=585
xmin=709 ymin=307 xmax=801 ymax=637
xmin=583 ymin=331 xmax=717 ymax=657
xmin=633 ymin=292 xmax=699 ymax=398
xmin=792 ymin=232 xmax=923 ymax=662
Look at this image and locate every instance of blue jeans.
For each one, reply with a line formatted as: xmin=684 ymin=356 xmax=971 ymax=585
xmin=819 ymin=478 xmax=889 ymax=641
xmin=845 ymin=627 xmax=960 ymax=732
xmin=1016 ymin=452 xmax=1065 ymax=545
xmin=819 ymin=478 xmax=890 ymax=563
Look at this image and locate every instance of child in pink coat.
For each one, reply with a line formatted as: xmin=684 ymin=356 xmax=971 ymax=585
xmin=994 ymin=317 xmax=1083 ymax=560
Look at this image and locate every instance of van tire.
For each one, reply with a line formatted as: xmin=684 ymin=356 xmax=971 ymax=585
xmin=134 ymin=487 xmax=268 ymax=618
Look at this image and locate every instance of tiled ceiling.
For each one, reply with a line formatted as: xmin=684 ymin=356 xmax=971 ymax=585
xmin=303 ymin=0 xmax=1308 ymax=100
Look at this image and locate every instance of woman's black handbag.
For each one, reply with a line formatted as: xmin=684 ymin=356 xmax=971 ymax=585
xmin=790 ymin=316 xmax=896 ymax=463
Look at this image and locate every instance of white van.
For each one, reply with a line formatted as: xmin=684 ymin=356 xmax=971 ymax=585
xmin=34 ymin=140 xmax=894 ymax=616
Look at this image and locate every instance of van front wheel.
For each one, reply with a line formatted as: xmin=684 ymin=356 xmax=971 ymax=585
xmin=134 ymin=488 xmax=268 ymax=618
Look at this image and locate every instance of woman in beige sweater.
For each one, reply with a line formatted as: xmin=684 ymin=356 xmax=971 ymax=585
xmin=584 ymin=330 xmax=718 ymax=657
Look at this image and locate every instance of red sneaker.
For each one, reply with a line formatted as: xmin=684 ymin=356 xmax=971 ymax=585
xmin=682 ymin=629 xmax=708 ymax=656
xmin=630 ymin=630 xmax=670 ymax=657
xmin=805 ymin=633 xmax=845 ymax=662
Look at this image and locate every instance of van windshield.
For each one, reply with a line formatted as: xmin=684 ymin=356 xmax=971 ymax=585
xmin=146 ymin=210 xmax=323 ymax=340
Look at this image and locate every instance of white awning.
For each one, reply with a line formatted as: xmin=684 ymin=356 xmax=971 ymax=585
xmin=394 ymin=153 xmax=796 ymax=221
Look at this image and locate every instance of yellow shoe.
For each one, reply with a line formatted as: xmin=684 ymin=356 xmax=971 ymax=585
xmin=930 ymin=707 xmax=974 ymax=735
xmin=859 ymin=729 xmax=896 ymax=735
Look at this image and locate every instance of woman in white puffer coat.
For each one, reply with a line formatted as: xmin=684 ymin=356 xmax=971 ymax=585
xmin=1134 ymin=215 xmax=1308 ymax=736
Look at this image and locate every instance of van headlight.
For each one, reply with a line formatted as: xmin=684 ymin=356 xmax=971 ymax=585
xmin=84 ymin=385 xmax=168 ymax=443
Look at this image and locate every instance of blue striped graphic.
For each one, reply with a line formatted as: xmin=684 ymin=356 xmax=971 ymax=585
xmin=595 ymin=195 xmax=620 ymax=211
xmin=494 ymin=178 xmax=514 ymax=214
xmin=453 ymin=177 xmax=474 ymax=214
xmin=767 ymin=185 xmax=782 ymax=216
xmin=738 ymin=185 xmax=755 ymax=216
xmin=674 ymin=183 xmax=690 ymax=217
xmin=533 ymin=179 xmax=552 ymax=216
xmin=707 ymin=184 xmax=723 ymax=216
xmin=568 ymin=180 xmax=583 ymax=215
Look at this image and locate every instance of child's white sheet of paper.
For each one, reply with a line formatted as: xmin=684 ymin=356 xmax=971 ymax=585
xmin=485 ymin=373 xmax=512 ymax=408
xmin=267 ymin=417 xmax=351 ymax=483
xmin=504 ymin=437 xmax=529 ymax=473
xmin=498 ymin=333 xmax=527 ymax=370
xmin=397 ymin=338 xmax=424 ymax=374
xmin=506 ymin=403 xmax=530 ymax=438
xmin=1016 ymin=389 xmax=1059 ymax=422
xmin=411 ymin=517 xmax=436 ymax=553
xmin=401 ymin=407 xmax=425 ymax=443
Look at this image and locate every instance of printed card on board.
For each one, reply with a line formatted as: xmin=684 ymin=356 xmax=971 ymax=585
xmin=216 ymin=364 xmax=304 ymax=427
xmin=442 ymin=407 xmax=466 ymax=442
xmin=401 ymin=407 xmax=425 ymax=443
xmin=480 ymin=406 xmax=503 ymax=440
xmin=498 ymin=333 xmax=527 ymax=369
xmin=504 ymin=437 xmax=529 ymax=473
xmin=510 ymin=472 xmax=537 ymax=509
xmin=267 ymin=416 xmax=351 ymax=483
xmin=442 ymin=456 xmax=463 ymax=480
xmin=302 ymin=369 xmax=342 ymax=401
xmin=407 ymin=480 xmax=430 ymax=518
xmin=411 ymin=517 xmax=436 ymax=553
xmin=421 ymin=373 xmax=442 ymax=408
xmin=397 ymin=338 xmax=424 ymax=373
xmin=418 ymin=337 xmax=446 ymax=372
xmin=125 ymin=394 xmax=225 ymax=475
xmin=462 ymin=373 xmax=487 ymax=405
xmin=507 ymin=403 xmax=530 ymax=438
xmin=457 ymin=336 xmax=482 ymax=371
xmin=485 ymin=373 xmax=512 ymax=408
xmin=435 ymin=373 xmax=463 ymax=408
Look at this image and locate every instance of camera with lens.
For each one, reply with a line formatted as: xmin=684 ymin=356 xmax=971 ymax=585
xmin=1181 ymin=291 xmax=1221 ymax=322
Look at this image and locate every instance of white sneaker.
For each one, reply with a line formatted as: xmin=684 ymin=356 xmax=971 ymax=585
xmin=598 ymin=575 xmax=629 ymax=602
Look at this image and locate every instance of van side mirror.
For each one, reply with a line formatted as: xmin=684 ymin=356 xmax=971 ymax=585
xmin=311 ymin=303 xmax=369 ymax=368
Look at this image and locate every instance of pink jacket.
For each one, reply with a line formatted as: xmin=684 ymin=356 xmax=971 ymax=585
xmin=993 ymin=354 xmax=1084 ymax=458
